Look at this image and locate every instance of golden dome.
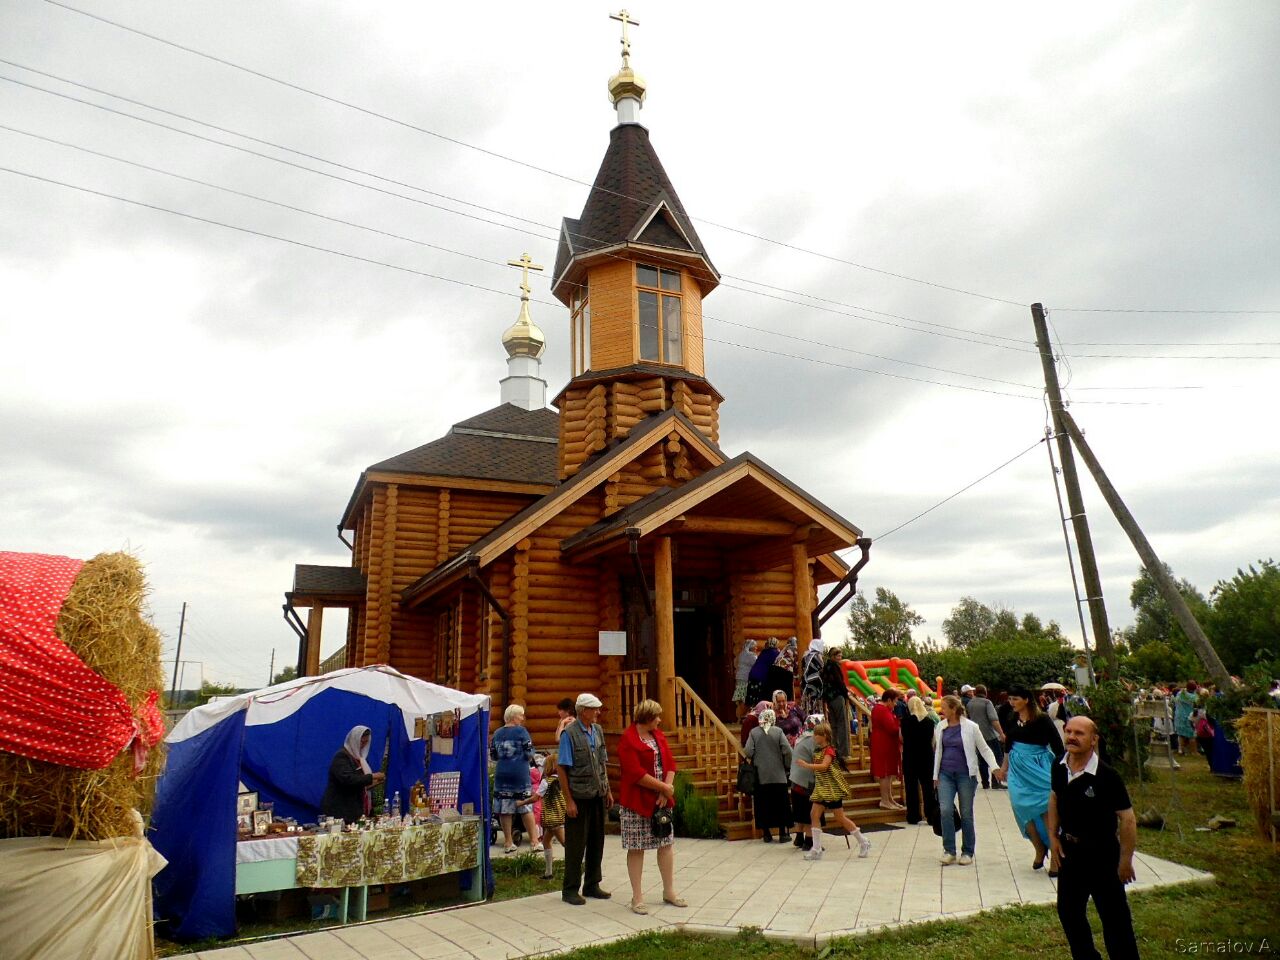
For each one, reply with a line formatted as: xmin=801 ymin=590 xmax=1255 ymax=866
xmin=502 ymin=299 xmax=546 ymax=359
xmin=608 ymin=65 xmax=647 ymax=107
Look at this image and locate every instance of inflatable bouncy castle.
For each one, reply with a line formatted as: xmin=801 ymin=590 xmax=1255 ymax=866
xmin=843 ymin=657 xmax=942 ymax=704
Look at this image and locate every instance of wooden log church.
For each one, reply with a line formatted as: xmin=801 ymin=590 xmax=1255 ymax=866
xmin=285 ymin=16 xmax=882 ymax=834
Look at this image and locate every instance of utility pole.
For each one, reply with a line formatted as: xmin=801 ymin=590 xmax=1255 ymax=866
xmin=168 ymin=601 xmax=187 ymax=708
xmin=268 ymin=648 xmax=275 ymax=687
xmin=1032 ymin=303 xmax=1117 ymax=676
xmin=1059 ymin=410 xmax=1232 ymax=688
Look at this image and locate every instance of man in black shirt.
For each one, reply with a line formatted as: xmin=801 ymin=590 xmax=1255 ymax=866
xmin=1046 ymin=716 xmax=1140 ymax=960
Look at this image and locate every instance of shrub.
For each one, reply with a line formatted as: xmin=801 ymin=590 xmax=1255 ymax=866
xmin=672 ymin=771 xmax=722 ymax=839
xmin=1078 ymin=682 xmax=1151 ymax=781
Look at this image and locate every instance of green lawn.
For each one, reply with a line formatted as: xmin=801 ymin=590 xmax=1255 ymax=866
xmin=159 ymin=760 xmax=1275 ymax=958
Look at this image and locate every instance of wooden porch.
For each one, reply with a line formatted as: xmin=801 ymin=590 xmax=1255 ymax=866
xmin=611 ymin=669 xmax=904 ymax=840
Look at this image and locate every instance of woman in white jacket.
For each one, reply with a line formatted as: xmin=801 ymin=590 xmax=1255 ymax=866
xmin=932 ymin=694 xmax=998 ymax=865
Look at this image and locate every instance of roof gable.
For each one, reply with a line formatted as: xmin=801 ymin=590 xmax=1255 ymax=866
xmin=401 ymin=409 xmax=727 ymax=605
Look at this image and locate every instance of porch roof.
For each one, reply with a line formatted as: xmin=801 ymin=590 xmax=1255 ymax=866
xmin=560 ymin=452 xmax=863 ymax=560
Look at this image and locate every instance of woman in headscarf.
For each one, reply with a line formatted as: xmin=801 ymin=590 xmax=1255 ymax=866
xmin=767 ymin=637 xmax=799 ymax=702
xmin=745 ymin=707 xmax=793 ymax=843
xmin=993 ymin=685 xmax=1065 ymax=871
xmin=321 ymin=725 xmax=386 ymax=825
xmin=740 ymin=700 xmax=770 ymax=747
xmin=772 ymin=689 xmax=806 ymax=745
xmin=901 ymin=694 xmax=939 ymax=829
xmin=733 ymin=640 xmax=758 ymax=718
xmin=788 ymin=712 xmax=824 ymax=850
xmin=800 ymin=638 xmax=826 ymax=716
xmin=746 ymin=637 xmax=780 ymax=707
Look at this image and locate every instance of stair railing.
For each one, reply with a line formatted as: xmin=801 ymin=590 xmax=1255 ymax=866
xmin=673 ymin=677 xmax=747 ymax=820
xmin=614 ymin=669 xmax=648 ymax=730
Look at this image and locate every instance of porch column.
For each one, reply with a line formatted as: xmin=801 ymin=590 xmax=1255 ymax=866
xmin=305 ymin=606 xmax=324 ymax=676
xmin=655 ymin=535 xmax=676 ymax=723
xmin=792 ymin=541 xmax=814 ymax=655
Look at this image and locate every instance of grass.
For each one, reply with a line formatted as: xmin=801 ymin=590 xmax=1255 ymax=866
xmin=158 ymin=762 xmax=1277 ymax=958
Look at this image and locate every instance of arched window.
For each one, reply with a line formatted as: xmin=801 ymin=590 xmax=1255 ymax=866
xmin=637 ymin=264 xmax=682 ymax=365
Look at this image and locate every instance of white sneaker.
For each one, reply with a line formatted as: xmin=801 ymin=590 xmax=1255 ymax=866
xmin=958 ymin=854 xmax=973 ymax=865
xmin=858 ymin=836 xmax=872 ymax=858
xmin=939 ymin=853 xmax=956 ymax=865
xmin=803 ymin=848 xmax=824 ymax=861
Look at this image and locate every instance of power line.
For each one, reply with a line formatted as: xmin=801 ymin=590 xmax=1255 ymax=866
xmin=0 ymin=67 xmax=1030 ymax=355
xmin=1053 ymin=307 xmax=1280 ymax=315
xmin=863 ymin=437 xmax=1048 ymax=544
xmin=37 ymin=0 xmax=1033 ymax=309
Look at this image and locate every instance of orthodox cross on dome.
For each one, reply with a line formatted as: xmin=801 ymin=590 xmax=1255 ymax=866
xmin=610 ymin=9 xmax=640 ymax=69
xmin=507 ymin=252 xmax=543 ymax=300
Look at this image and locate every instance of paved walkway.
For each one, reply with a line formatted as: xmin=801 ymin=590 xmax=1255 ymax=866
xmin=196 ymin=788 xmax=1210 ymax=959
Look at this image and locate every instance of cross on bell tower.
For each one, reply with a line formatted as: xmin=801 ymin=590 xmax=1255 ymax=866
xmin=607 ymin=9 xmax=647 ymax=124
xmin=498 ymin=252 xmax=548 ymax=411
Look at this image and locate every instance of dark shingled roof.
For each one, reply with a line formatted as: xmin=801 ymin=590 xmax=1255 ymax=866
xmin=367 ymin=404 xmax=559 ymax=484
xmin=292 ymin=564 xmax=367 ymax=597
xmin=552 ymin=124 xmax=716 ymax=290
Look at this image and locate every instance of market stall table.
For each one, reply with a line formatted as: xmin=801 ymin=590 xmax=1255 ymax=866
xmin=234 ymin=818 xmax=483 ymax=923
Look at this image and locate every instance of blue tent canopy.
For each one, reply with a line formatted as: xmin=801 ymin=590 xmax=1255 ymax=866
xmin=151 ymin=666 xmax=492 ymax=941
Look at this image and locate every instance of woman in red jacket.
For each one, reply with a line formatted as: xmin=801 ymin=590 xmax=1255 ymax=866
xmin=619 ymin=698 xmax=687 ymax=915
xmin=870 ymin=689 xmax=906 ymax=810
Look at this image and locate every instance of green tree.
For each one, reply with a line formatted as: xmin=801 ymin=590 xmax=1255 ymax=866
xmin=1209 ymin=560 xmax=1280 ymax=674
xmin=846 ymin=587 xmax=925 ymax=658
xmin=1124 ymin=564 xmax=1210 ymax=652
xmin=272 ymin=665 xmax=298 ymax=685
xmin=941 ymin=597 xmax=997 ymax=650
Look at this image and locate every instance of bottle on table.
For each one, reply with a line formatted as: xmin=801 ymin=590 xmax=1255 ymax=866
xmin=391 ymin=791 xmax=401 ymax=820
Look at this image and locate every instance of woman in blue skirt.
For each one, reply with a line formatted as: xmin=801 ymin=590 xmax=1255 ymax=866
xmin=993 ymin=685 xmax=1064 ymax=871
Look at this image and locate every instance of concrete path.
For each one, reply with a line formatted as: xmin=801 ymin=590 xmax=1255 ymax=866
xmin=195 ymin=787 xmax=1210 ymax=959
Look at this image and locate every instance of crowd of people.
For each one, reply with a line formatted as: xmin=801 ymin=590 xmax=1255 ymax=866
xmin=480 ymin=655 xmax=1143 ymax=959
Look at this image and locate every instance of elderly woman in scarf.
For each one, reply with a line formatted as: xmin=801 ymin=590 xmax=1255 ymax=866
xmin=746 ymin=638 xmax=779 ymax=707
xmin=745 ymin=707 xmax=793 ymax=843
xmin=740 ymin=699 xmax=770 ymax=746
xmin=733 ymin=640 xmax=758 ymax=717
xmin=772 ymin=689 xmax=806 ymax=745
xmin=767 ymin=636 xmax=800 ymax=702
xmin=321 ymin=725 xmax=386 ymax=824
xmin=800 ymin=638 xmax=826 ymax=716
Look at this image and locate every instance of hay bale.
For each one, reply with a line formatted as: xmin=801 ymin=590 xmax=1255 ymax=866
xmin=1236 ymin=708 xmax=1280 ymax=843
xmin=0 ymin=552 xmax=165 ymax=840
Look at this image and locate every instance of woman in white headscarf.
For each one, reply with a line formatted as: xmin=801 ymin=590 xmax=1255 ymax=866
xmin=733 ymin=640 xmax=758 ymax=717
xmin=800 ymin=638 xmax=826 ymax=716
xmin=321 ymin=725 xmax=386 ymax=824
xmin=745 ymin=708 xmax=793 ymax=843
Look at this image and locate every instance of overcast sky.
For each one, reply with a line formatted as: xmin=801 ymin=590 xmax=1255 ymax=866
xmin=3 ymin=1 xmax=1277 ymax=689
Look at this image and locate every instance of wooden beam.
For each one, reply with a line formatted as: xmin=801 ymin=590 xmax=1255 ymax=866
xmin=305 ymin=606 xmax=324 ymax=677
xmin=662 ymin=515 xmax=796 ymax=536
xmin=792 ymin=542 xmax=814 ymax=656
xmin=655 ymin=536 xmax=676 ymax=723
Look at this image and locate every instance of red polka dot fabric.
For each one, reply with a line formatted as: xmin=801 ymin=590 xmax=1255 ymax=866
xmin=0 ymin=551 xmax=161 ymax=770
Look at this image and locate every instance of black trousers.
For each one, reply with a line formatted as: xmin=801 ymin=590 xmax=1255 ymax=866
xmin=1056 ymin=854 xmax=1140 ymax=960
xmin=562 ymin=796 xmax=605 ymax=895
xmin=903 ymin=750 xmax=937 ymax=826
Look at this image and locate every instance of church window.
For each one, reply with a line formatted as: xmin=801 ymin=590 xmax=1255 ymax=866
xmin=570 ymin=283 xmax=591 ymax=375
xmin=637 ymin=264 xmax=682 ymax=364
xmin=435 ymin=603 xmax=458 ymax=686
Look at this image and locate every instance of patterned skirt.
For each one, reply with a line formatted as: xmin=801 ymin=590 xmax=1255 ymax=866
xmin=542 ymin=783 xmax=567 ymax=829
xmin=620 ymin=806 xmax=674 ymax=850
xmin=733 ymin=680 xmax=749 ymax=703
xmin=810 ymin=764 xmax=851 ymax=805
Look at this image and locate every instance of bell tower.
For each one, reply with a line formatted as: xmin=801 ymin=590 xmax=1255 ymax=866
xmin=551 ymin=10 xmax=722 ymax=479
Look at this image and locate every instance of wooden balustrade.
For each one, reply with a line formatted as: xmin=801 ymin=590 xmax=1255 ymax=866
xmin=614 ymin=669 xmax=648 ymax=730
xmin=673 ymin=677 xmax=746 ymax=818
xmin=849 ymin=698 xmax=872 ymax=769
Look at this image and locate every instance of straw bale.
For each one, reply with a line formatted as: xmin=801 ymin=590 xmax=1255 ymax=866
xmin=0 ymin=552 xmax=166 ymax=840
xmin=1236 ymin=708 xmax=1280 ymax=843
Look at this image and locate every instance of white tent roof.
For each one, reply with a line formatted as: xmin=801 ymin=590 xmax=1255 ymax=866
xmin=167 ymin=665 xmax=491 ymax=744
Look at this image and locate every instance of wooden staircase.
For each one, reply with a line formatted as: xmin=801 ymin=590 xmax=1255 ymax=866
xmin=612 ymin=671 xmax=906 ymax=840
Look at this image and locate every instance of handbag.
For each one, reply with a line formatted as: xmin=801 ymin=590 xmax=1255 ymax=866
xmin=651 ymin=805 xmax=674 ymax=838
xmin=735 ymin=759 xmax=758 ymax=796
